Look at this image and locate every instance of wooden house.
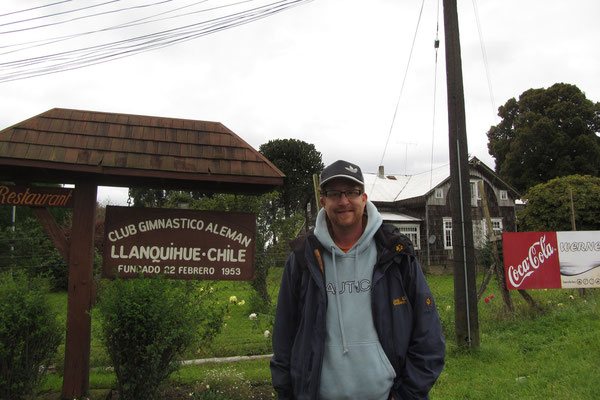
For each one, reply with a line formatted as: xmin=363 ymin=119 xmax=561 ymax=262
xmin=365 ymin=157 xmax=520 ymax=271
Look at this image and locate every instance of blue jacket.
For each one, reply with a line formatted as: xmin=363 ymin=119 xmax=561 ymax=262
xmin=270 ymin=225 xmax=445 ymax=400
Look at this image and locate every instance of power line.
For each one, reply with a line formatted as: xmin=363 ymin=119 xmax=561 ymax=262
xmin=0 ymin=0 xmax=122 ymax=30
xmin=375 ymin=0 xmax=426 ymax=171
xmin=430 ymin=0 xmax=441 ymax=190
xmin=0 ymin=0 xmax=215 ymax=54
xmin=0 ymin=0 xmax=73 ymax=18
xmin=471 ymin=0 xmax=496 ymax=117
xmin=0 ymin=0 xmax=312 ymax=83
xmin=369 ymin=0 xmax=426 ymax=196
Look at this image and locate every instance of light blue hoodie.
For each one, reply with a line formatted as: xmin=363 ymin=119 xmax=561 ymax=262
xmin=314 ymin=200 xmax=396 ymax=400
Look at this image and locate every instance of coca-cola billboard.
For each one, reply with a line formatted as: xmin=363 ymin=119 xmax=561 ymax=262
xmin=503 ymin=231 xmax=600 ymax=290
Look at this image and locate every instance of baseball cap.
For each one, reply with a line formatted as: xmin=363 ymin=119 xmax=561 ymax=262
xmin=319 ymin=160 xmax=364 ymax=187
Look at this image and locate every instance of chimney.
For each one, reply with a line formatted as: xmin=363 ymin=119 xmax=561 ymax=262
xmin=378 ymin=165 xmax=385 ymax=178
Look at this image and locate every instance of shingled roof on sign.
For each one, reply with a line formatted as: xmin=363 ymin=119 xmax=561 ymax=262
xmin=0 ymin=108 xmax=284 ymax=193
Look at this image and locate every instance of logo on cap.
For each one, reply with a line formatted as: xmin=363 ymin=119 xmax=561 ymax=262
xmin=345 ymin=165 xmax=358 ymax=173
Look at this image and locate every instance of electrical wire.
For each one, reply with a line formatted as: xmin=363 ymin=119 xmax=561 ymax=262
xmin=471 ymin=0 xmax=496 ymax=117
xmin=370 ymin=0 xmax=425 ymax=195
xmin=0 ymin=0 xmax=312 ymax=83
xmin=0 ymin=0 xmax=214 ymax=54
xmin=0 ymin=0 xmax=73 ymax=18
xmin=376 ymin=0 xmax=425 ymax=172
xmin=0 ymin=0 xmax=123 ymax=30
xmin=0 ymin=1 xmax=308 ymax=62
xmin=429 ymin=0 xmax=441 ymax=191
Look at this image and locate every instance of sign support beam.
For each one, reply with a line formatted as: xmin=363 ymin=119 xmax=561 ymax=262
xmin=61 ymin=183 xmax=97 ymax=399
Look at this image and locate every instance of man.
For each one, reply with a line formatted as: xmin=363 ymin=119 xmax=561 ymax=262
xmin=270 ymin=160 xmax=445 ymax=400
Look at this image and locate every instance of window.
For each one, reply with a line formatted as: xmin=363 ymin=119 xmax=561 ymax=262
xmin=500 ymin=190 xmax=508 ymax=200
xmin=395 ymin=224 xmax=421 ymax=250
xmin=470 ymin=180 xmax=482 ymax=206
xmin=473 ymin=220 xmax=487 ymax=248
xmin=435 ymin=188 xmax=444 ymax=199
xmin=443 ymin=218 xmax=453 ymax=249
xmin=481 ymin=218 xmax=503 ymax=239
xmin=491 ymin=218 xmax=503 ymax=234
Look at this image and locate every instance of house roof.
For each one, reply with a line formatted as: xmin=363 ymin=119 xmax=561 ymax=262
xmin=365 ymin=163 xmax=450 ymax=202
xmin=0 ymin=108 xmax=284 ymax=194
xmin=364 ymin=157 xmax=520 ymax=203
xmin=379 ymin=211 xmax=422 ymax=222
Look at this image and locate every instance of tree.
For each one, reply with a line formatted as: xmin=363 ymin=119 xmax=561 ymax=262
xmin=518 ymin=175 xmax=600 ymax=232
xmin=128 ymin=188 xmax=174 ymax=207
xmin=487 ymin=83 xmax=600 ymax=193
xmin=259 ymin=139 xmax=324 ymax=218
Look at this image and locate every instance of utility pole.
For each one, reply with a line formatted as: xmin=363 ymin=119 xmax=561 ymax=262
xmin=443 ymin=0 xmax=479 ymax=347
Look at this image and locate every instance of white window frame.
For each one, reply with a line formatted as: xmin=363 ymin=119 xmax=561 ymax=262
xmin=395 ymin=224 xmax=421 ymax=250
xmin=443 ymin=217 xmax=453 ymax=249
xmin=470 ymin=180 xmax=482 ymax=207
xmin=435 ymin=188 xmax=444 ymax=199
xmin=482 ymin=218 xmax=504 ymax=239
xmin=473 ymin=220 xmax=487 ymax=248
xmin=500 ymin=190 xmax=508 ymax=200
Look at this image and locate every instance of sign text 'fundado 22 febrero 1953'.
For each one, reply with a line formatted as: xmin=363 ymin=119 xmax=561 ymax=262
xmin=502 ymin=231 xmax=600 ymax=290
xmin=103 ymin=206 xmax=255 ymax=281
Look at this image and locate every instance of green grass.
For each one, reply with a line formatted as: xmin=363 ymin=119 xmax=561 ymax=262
xmin=37 ymin=269 xmax=599 ymax=399
xmin=431 ymin=275 xmax=599 ymax=399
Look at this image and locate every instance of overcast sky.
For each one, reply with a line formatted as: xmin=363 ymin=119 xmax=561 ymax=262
xmin=2 ymin=0 xmax=599 ymax=205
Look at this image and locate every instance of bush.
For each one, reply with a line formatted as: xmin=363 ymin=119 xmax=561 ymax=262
xmin=96 ymin=278 xmax=225 ymax=400
xmin=0 ymin=270 xmax=62 ymax=400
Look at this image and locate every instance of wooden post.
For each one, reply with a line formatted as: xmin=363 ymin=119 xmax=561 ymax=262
xmin=61 ymin=183 xmax=97 ymax=399
xmin=569 ymin=187 xmax=586 ymax=297
xmin=444 ymin=0 xmax=479 ymax=347
xmin=569 ymin=188 xmax=577 ymax=231
xmin=478 ymin=182 xmax=514 ymax=312
xmin=313 ymin=173 xmax=321 ymax=212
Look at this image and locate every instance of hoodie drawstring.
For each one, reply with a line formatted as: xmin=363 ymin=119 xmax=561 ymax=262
xmin=354 ymin=243 xmax=360 ymax=290
xmin=331 ymin=246 xmax=349 ymax=355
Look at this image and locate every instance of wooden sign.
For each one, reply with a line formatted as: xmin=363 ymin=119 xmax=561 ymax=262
xmin=103 ymin=206 xmax=256 ymax=281
xmin=0 ymin=185 xmax=74 ymax=207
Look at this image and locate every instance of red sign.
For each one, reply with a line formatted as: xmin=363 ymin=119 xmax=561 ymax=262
xmin=503 ymin=231 xmax=600 ymax=289
xmin=103 ymin=206 xmax=256 ymax=281
xmin=502 ymin=232 xmax=562 ymax=290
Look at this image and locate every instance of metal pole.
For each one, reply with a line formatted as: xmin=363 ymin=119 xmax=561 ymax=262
xmin=456 ymin=140 xmax=471 ymax=344
xmin=10 ymin=206 xmax=16 ymax=253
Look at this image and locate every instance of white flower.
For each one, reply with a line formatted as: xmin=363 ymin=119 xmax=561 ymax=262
xmin=264 ymin=330 xmax=271 ymax=338
xmin=238 ymin=299 xmax=246 ymax=306
xmin=249 ymin=313 xmax=258 ymax=320
xmin=229 ymin=295 xmax=238 ymax=304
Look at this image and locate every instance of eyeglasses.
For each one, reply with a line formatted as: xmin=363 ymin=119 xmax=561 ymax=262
xmin=320 ymin=189 xmax=363 ymax=200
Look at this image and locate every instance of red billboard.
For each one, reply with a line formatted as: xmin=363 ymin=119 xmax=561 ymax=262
xmin=103 ymin=206 xmax=256 ymax=281
xmin=503 ymin=231 xmax=600 ymax=290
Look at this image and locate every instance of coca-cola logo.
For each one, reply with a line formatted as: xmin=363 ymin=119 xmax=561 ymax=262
xmin=508 ymin=235 xmax=555 ymax=288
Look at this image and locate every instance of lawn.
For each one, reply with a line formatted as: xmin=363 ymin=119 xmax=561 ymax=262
xmin=38 ymin=267 xmax=599 ymax=399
